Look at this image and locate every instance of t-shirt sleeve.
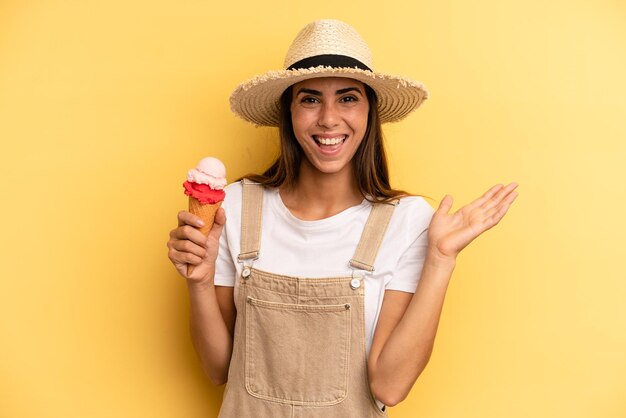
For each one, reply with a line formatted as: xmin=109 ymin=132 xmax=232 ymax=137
xmin=213 ymin=189 xmax=237 ymax=287
xmin=213 ymin=224 xmax=236 ymax=287
xmin=384 ymin=201 xmax=434 ymax=293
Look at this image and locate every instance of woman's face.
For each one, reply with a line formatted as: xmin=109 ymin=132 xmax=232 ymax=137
xmin=290 ymin=77 xmax=369 ymax=176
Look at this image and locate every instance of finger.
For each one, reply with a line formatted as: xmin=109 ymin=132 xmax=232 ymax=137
xmin=178 ymin=210 xmax=206 ymax=228
xmin=503 ymin=189 xmax=519 ymax=205
xmin=170 ymin=239 xmax=208 ymax=259
xmin=492 ymin=202 xmax=512 ymax=226
xmin=480 ymin=182 xmax=518 ymax=211
xmin=483 ymin=191 xmax=518 ymax=227
xmin=168 ymin=248 xmax=204 ymax=266
xmin=464 ymin=184 xmax=504 ymax=212
xmin=214 ymin=207 xmax=226 ymax=226
xmin=169 ymin=225 xmax=209 ymax=248
xmin=488 ymin=190 xmax=518 ymax=216
xmin=207 ymin=208 xmax=227 ymax=242
xmin=436 ymin=195 xmax=454 ymax=215
xmin=496 ymin=182 xmax=519 ymax=200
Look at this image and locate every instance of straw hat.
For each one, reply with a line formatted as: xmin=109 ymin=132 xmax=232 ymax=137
xmin=229 ymin=19 xmax=429 ymax=127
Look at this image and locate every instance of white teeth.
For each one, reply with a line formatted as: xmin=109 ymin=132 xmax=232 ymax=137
xmin=314 ymin=136 xmax=346 ymax=145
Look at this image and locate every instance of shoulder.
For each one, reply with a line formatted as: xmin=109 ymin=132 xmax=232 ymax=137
xmin=383 ymin=195 xmax=435 ymax=240
xmin=221 ymin=181 xmax=242 ymax=209
xmin=221 ymin=180 xmax=277 ymax=212
xmin=223 ymin=179 xmax=275 ymax=195
xmin=394 ymin=195 xmax=435 ymax=223
xmin=223 ymin=180 xmax=243 ymax=196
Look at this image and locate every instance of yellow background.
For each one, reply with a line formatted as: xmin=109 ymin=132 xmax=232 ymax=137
xmin=1 ymin=0 xmax=625 ymax=417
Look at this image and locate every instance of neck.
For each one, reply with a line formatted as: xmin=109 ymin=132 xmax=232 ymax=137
xmin=279 ymin=160 xmax=364 ymax=221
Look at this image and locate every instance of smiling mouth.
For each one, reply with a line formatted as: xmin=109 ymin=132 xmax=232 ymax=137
xmin=313 ymin=135 xmax=347 ymax=146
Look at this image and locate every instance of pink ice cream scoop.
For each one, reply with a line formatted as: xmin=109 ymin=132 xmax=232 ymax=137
xmin=183 ymin=157 xmax=227 ymax=204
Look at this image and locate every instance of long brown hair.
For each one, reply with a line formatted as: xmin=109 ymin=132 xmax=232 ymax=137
xmin=243 ymin=82 xmax=417 ymax=203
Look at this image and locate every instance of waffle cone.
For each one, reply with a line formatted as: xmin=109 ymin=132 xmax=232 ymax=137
xmin=187 ymin=197 xmax=222 ymax=275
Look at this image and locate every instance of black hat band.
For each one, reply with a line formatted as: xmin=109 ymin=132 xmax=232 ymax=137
xmin=287 ymin=54 xmax=372 ymax=72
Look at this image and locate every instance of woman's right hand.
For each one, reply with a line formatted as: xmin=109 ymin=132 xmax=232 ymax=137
xmin=167 ymin=208 xmax=226 ymax=284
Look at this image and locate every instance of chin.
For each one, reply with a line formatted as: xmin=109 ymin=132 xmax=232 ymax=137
xmin=313 ymin=161 xmax=351 ymax=175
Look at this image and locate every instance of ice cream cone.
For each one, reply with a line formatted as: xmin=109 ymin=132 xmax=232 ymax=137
xmin=183 ymin=156 xmax=227 ymax=276
xmin=187 ymin=196 xmax=222 ymax=275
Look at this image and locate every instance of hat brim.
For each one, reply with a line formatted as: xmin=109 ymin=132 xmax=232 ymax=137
xmin=229 ymin=65 xmax=429 ymax=127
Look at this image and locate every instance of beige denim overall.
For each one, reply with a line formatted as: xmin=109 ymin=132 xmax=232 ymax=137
xmin=218 ymin=180 xmax=397 ymax=418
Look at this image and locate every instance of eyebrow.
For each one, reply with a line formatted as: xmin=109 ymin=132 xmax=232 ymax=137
xmin=295 ymin=87 xmax=364 ymax=96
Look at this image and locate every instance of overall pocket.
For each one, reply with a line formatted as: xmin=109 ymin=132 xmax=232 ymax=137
xmin=244 ymin=296 xmax=352 ymax=406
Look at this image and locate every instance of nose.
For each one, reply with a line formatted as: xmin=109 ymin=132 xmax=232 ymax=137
xmin=317 ymin=101 xmax=340 ymax=128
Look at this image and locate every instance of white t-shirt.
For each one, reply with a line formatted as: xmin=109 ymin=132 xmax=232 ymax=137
xmin=214 ymin=181 xmax=435 ymax=356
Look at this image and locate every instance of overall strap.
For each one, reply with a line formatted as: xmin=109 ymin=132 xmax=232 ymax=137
xmin=237 ymin=179 xmax=264 ymax=262
xmin=349 ymin=199 xmax=399 ymax=272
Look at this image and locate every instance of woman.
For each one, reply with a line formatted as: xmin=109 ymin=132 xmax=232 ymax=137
xmin=167 ymin=19 xmax=518 ymax=417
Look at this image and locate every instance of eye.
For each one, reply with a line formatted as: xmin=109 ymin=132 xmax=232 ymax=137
xmin=339 ymin=95 xmax=358 ymax=103
xmin=300 ymin=96 xmax=320 ymax=104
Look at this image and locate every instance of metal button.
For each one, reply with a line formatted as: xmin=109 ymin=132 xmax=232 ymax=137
xmin=350 ymin=278 xmax=361 ymax=289
xmin=344 ymin=303 xmax=351 ymax=310
xmin=242 ymin=267 xmax=251 ymax=278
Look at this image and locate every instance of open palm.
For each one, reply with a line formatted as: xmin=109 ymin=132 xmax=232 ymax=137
xmin=428 ymin=182 xmax=519 ymax=260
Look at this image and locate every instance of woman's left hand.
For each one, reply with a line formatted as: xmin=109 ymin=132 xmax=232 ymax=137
xmin=427 ymin=182 xmax=519 ymax=263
